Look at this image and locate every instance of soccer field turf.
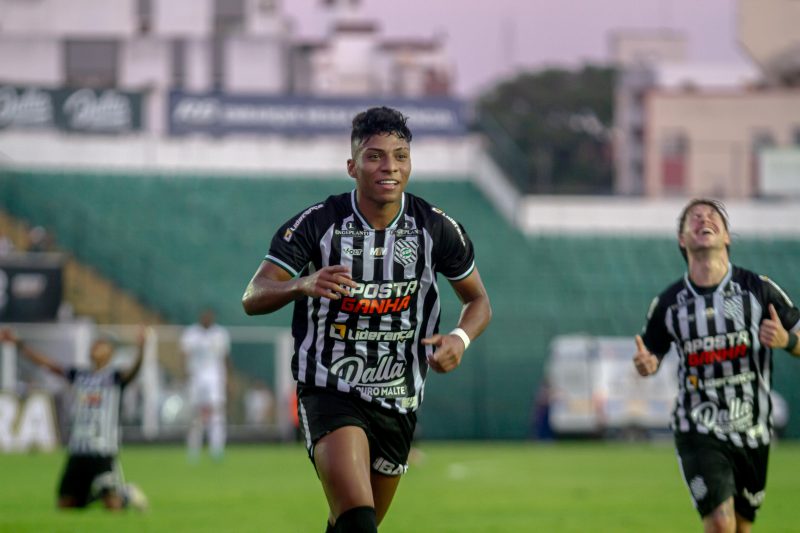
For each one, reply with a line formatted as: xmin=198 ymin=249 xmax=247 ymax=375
xmin=1 ymin=441 xmax=798 ymax=532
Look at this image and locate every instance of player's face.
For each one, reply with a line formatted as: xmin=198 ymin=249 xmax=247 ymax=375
xmin=679 ymin=204 xmax=730 ymax=256
xmin=90 ymin=340 xmax=114 ymax=369
xmin=347 ymin=133 xmax=411 ymax=208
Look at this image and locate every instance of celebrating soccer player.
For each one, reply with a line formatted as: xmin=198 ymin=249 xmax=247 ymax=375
xmin=633 ymin=198 xmax=800 ymax=533
xmin=0 ymin=327 xmax=149 ymax=511
xmin=242 ymin=106 xmax=492 ymax=532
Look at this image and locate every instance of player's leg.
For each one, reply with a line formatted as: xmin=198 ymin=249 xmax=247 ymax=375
xmin=730 ymin=443 xmax=768 ymax=533
xmin=734 ymin=513 xmax=752 ymax=533
xmin=371 ymin=472 xmax=401 ymax=524
xmin=187 ymin=379 xmax=207 ymax=461
xmin=702 ymin=498 xmax=736 ymax=533
xmin=57 ymin=455 xmax=91 ymax=509
xmin=675 ymin=433 xmax=737 ymax=532
xmin=208 ymin=379 xmax=226 ymax=460
xmin=314 ymin=426 xmax=375 ymax=522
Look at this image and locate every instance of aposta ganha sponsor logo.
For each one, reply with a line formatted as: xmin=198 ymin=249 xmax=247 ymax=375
xmin=683 ymin=330 xmax=750 ymax=367
xmin=339 ymin=280 xmax=418 ymax=315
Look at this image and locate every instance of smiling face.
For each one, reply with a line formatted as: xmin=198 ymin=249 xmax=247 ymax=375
xmin=678 ymin=201 xmax=730 ymax=260
xmin=347 ymin=132 xmax=411 ymax=214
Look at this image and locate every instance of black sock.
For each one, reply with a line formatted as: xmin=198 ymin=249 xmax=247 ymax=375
xmin=334 ymin=506 xmax=377 ymax=533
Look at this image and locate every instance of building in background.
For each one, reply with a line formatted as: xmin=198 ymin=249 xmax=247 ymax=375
xmin=0 ymin=0 xmax=454 ymax=136
xmin=612 ymin=0 xmax=800 ymax=199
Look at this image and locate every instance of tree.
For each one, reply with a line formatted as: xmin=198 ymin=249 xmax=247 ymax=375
xmin=475 ymin=65 xmax=616 ymax=195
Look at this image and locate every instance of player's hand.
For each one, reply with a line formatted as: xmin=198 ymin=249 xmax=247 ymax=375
xmin=0 ymin=328 xmax=18 ymax=344
xmin=136 ymin=325 xmax=150 ymax=348
xmin=759 ymin=304 xmax=789 ymax=349
xmin=298 ymin=265 xmax=358 ymax=301
xmin=633 ymin=335 xmax=659 ymax=376
xmin=422 ymin=333 xmax=465 ymax=373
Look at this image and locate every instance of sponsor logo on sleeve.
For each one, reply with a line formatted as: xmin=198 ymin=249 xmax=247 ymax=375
xmin=283 ymin=204 xmax=323 ymax=242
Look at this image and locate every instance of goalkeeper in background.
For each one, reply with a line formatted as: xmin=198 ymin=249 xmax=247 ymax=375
xmin=0 ymin=327 xmax=149 ymax=511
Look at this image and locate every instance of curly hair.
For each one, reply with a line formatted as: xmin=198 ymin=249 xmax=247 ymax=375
xmin=351 ymin=106 xmax=412 ymax=148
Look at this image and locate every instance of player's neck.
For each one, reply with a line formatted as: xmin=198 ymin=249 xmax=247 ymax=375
xmin=687 ymin=252 xmax=729 ymax=288
xmin=357 ymin=198 xmax=401 ymax=230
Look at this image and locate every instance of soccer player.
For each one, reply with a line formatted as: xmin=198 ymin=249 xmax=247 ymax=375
xmin=180 ymin=308 xmax=231 ymax=462
xmin=242 ymin=106 xmax=491 ymax=533
xmin=0 ymin=327 xmax=149 ymax=511
xmin=633 ymin=198 xmax=800 ymax=533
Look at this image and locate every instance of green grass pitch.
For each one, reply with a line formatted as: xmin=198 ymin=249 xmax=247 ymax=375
xmin=1 ymin=441 xmax=798 ymax=532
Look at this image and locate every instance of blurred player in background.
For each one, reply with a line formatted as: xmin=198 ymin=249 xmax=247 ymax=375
xmin=242 ymin=106 xmax=492 ymax=533
xmin=633 ymin=198 xmax=800 ymax=533
xmin=181 ymin=308 xmax=231 ymax=462
xmin=0 ymin=327 xmax=149 ymax=511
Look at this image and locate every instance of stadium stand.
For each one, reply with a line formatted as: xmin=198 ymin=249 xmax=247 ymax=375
xmin=2 ymin=169 xmax=799 ymax=439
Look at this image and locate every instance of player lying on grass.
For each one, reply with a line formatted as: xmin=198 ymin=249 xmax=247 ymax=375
xmin=0 ymin=327 xmax=149 ymax=511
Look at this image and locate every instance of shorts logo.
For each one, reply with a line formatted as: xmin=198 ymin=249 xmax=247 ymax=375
xmin=393 ymin=239 xmax=418 ymax=267
xmin=689 ymin=476 xmax=707 ymax=500
xmin=742 ymin=488 xmax=765 ymax=507
xmin=372 ymin=457 xmax=408 ymax=476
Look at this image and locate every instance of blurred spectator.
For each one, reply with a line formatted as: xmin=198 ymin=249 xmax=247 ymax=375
xmin=27 ymin=226 xmax=52 ymax=252
xmin=0 ymin=233 xmax=14 ymax=255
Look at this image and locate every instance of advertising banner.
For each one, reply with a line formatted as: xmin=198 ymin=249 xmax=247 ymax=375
xmin=0 ymin=253 xmax=64 ymax=322
xmin=0 ymin=85 xmax=143 ymax=134
xmin=168 ymin=91 xmax=467 ymax=136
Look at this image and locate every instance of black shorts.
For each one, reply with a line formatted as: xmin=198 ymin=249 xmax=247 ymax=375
xmin=58 ymin=454 xmax=120 ymax=507
xmin=675 ymin=432 xmax=769 ymax=522
xmin=296 ymin=385 xmax=417 ymax=477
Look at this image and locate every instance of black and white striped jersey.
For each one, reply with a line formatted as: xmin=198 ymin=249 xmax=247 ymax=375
xmin=265 ymin=190 xmax=475 ymax=413
xmin=641 ymin=264 xmax=800 ymax=448
xmin=66 ymin=367 xmax=124 ymax=456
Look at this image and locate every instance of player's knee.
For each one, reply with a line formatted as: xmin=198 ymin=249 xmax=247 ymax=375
xmin=705 ymin=509 xmax=736 ymax=533
xmin=334 ymin=506 xmax=377 ymax=533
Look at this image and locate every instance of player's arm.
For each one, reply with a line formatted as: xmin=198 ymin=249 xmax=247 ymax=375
xmin=120 ymin=326 xmax=147 ymax=386
xmin=633 ymin=296 xmax=670 ymax=377
xmin=423 ymin=268 xmax=492 ymax=374
xmin=242 ymin=260 xmax=358 ymax=315
xmin=0 ymin=328 xmax=66 ymax=378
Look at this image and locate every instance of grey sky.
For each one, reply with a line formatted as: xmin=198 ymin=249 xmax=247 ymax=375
xmin=283 ymin=0 xmax=752 ymax=97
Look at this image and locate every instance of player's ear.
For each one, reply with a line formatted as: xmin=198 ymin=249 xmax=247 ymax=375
xmin=347 ymin=158 xmax=357 ymax=179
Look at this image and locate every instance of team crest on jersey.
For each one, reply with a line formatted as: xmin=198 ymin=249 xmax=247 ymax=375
xmin=723 ymin=298 xmax=744 ymax=324
xmin=393 ymin=239 xmax=418 ymax=267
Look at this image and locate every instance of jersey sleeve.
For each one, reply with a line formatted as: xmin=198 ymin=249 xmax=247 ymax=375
xmin=640 ymin=295 xmax=672 ymax=358
xmin=760 ymin=275 xmax=800 ymax=332
xmin=430 ymin=207 xmax=475 ymax=280
xmin=264 ymin=203 xmax=324 ymax=278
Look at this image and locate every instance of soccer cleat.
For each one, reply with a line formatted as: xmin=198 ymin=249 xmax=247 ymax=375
xmin=124 ymin=483 xmax=149 ymax=512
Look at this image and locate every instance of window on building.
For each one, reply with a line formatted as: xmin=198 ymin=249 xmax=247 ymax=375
xmin=137 ymin=0 xmax=152 ymax=33
xmin=64 ymin=40 xmax=119 ymax=88
xmin=214 ymin=0 xmax=245 ymax=34
xmin=660 ymin=131 xmax=688 ymax=194
xmin=750 ymin=130 xmax=776 ymax=195
xmin=171 ymin=39 xmax=186 ymax=89
xmin=211 ymin=38 xmax=226 ymax=91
